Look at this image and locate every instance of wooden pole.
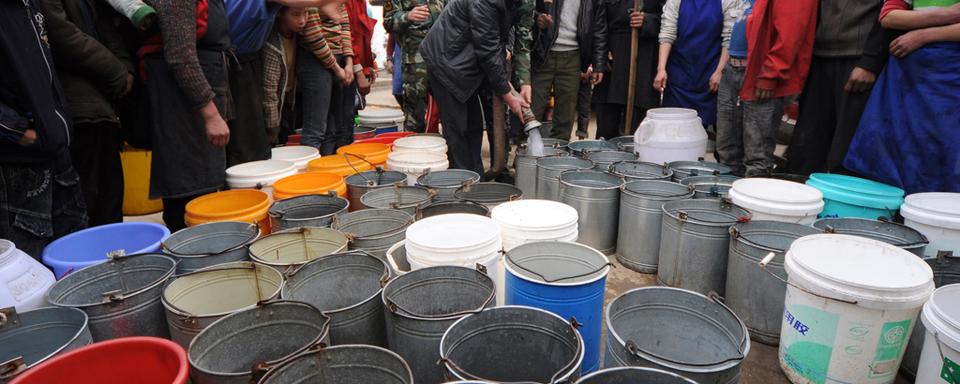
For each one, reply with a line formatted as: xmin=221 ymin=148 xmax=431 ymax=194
xmin=623 ymin=0 xmax=644 ymax=135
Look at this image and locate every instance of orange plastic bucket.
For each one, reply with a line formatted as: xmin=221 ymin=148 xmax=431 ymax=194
xmin=337 ymin=143 xmax=391 ymax=168
xmin=307 ymin=154 xmax=375 ymax=176
xmin=272 ymin=172 xmax=347 ymax=200
xmin=185 ymin=189 xmax=272 ymax=233
xmin=10 ymin=337 xmax=188 ymax=384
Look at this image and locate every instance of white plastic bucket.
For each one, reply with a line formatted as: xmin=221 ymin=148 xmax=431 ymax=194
xmin=0 ymin=240 xmax=55 ymax=311
xmin=391 ymin=135 xmax=448 ymax=155
xmin=729 ymin=178 xmax=824 ymax=224
xmin=901 ymin=192 xmax=960 ymax=257
xmin=226 ymin=159 xmax=297 ymax=197
xmin=779 ymin=234 xmax=934 ymax=384
xmin=916 ymin=284 xmax=960 ymax=384
xmin=386 ymin=151 xmax=449 ymax=185
xmin=634 ymin=108 xmax=707 ymax=165
xmin=270 ymin=146 xmax=320 ymax=172
xmin=404 ymin=214 xmax=504 ymax=303
xmin=358 ymin=109 xmax=404 ymax=125
xmin=491 ymin=200 xmax=579 ymax=251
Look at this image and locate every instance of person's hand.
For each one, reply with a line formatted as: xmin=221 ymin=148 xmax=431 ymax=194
xmin=18 ymin=129 xmax=37 ymax=147
xmin=407 ymin=5 xmax=430 ymax=22
xmin=579 ymin=69 xmax=591 ymax=82
xmin=629 ymin=10 xmax=644 ymax=29
xmin=709 ymin=70 xmax=722 ymax=93
xmin=844 ymin=67 xmax=877 ymax=93
xmin=506 ymin=49 xmax=513 ymax=63
xmin=755 ymin=87 xmax=774 ymax=101
xmin=202 ymin=106 xmax=230 ymax=147
xmin=385 ymin=59 xmax=394 ymax=74
xmin=321 ymin=2 xmax=342 ymax=23
xmin=333 ymin=66 xmax=348 ymax=83
xmin=342 ymin=66 xmax=355 ymax=85
xmin=890 ymin=29 xmax=930 ymax=58
xmin=503 ymin=90 xmax=528 ymax=119
xmin=369 ymin=69 xmax=378 ymax=84
xmin=520 ymin=84 xmax=532 ymax=104
xmin=357 ymin=72 xmax=372 ymax=95
xmin=653 ymin=69 xmax=667 ymax=91
xmin=121 ymin=73 xmax=135 ymax=97
xmin=590 ymin=71 xmax=604 ymax=86
xmin=536 ymin=14 xmax=553 ymax=29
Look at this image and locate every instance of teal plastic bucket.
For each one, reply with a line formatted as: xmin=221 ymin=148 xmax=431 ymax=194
xmin=805 ymin=173 xmax=904 ymax=220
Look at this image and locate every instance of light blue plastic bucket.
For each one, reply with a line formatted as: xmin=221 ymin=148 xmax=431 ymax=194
xmin=805 ymin=173 xmax=905 ymax=220
xmin=505 ymin=241 xmax=610 ymax=374
xmin=42 ymin=222 xmax=170 ymax=279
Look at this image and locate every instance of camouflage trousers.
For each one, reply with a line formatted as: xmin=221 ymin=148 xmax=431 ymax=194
xmin=402 ymin=62 xmax=430 ymax=133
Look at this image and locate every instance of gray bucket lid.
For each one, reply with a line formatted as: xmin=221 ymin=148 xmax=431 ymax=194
xmin=813 ymin=217 xmax=929 ymax=251
xmin=47 ymin=253 xmax=176 ymax=308
xmin=731 ymin=220 xmax=824 ymax=253
xmin=505 ymin=241 xmax=610 ymax=285
xmin=662 ymin=199 xmax=751 ymax=226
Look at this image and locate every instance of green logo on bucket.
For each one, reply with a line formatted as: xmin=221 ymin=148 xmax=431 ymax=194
xmin=942 ymin=356 xmax=960 ymax=384
xmin=869 ymin=319 xmax=911 ymax=378
xmin=782 ymin=304 xmax=840 ymax=384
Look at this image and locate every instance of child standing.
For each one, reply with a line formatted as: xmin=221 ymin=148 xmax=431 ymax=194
xmin=263 ymin=7 xmax=308 ymax=144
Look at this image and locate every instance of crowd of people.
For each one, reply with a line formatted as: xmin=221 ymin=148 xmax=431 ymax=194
xmin=1 ymin=0 xmax=958 ymax=258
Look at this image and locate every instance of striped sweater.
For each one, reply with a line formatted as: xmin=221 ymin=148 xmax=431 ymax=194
xmin=299 ymin=5 xmax=353 ymax=70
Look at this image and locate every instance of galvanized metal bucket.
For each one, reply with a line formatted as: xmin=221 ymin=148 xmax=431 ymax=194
xmin=658 ymin=199 xmax=751 ymax=295
xmin=162 ymin=261 xmax=284 ymax=349
xmin=536 ymin=156 xmax=594 ymax=201
xmin=345 ymin=170 xmax=408 ymax=210
xmin=680 ymin=175 xmax=742 ymax=199
xmin=188 ymin=300 xmax=330 ymax=384
xmin=585 ymin=151 xmax=637 ymax=171
xmin=416 ymin=201 xmax=490 ymax=220
xmin=567 ymin=140 xmax=618 ymax=157
xmin=46 ymin=253 xmax=175 ymax=341
xmin=0 ymin=307 xmax=92 ymax=382
xmin=609 ymin=161 xmax=673 ymax=182
xmin=813 ymin=217 xmax=929 ymax=256
xmin=605 ymin=136 xmax=634 ymax=147
xmin=542 ymin=137 xmax=569 ymax=148
xmin=725 ymin=220 xmax=821 ymax=345
xmin=577 ymin=367 xmax=697 ymax=384
xmin=618 ymin=142 xmax=636 ymax=154
xmin=559 ymin=170 xmax=623 ymax=254
xmin=416 ymin=169 xmax=481 ymax=201
xmin=162 ymin=221 xmax=259 ymax=274
xmin=360 ymin=185 xmax=436 ymax=215
xmin=282 ymin=251 xmax=389 ymax=346
xmin=382 ymin=266 xmax=495 ymax=384
xmin=605 ymin=287 xmax=750 ymax=384
xmin=257 ymin=344 xmax=413 ymax=384
xmin=454 ymin=182 xmax=523 ymax=209
xmin=668 ymin=160 xmax=733 ymax=182
xmin=268 ymin=193 xmax=349 ymax=231
xmin=333 ymin=209 xmax=414 ymax=260
xmin=248 ymin=227 xmax=349 ymax=268
xmin=514 ymin=147 xmax=567 ymax=199
xmin=902 ymin=251 xmax=960 ymax=379
xmin=617 ymin=181 xmax=695 ymax=273
xmin=439 ymin=306 xmax=584 ymax=383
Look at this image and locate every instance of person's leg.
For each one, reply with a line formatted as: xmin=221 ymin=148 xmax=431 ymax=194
xmin=0 ymin=159 xmax=84 ymax=260
xmin=716 ymin=63 xmax=746 ymax=176
xmin=337 ymin=68 xmax=358 ymax=149
xmin=595 ymin=103 xmax=622 ymax=140
xmin=429 ymin=74 xmax=477 ymax=173
xmin=51 ymin=158 xmax=89 ymax=242
xmin=576 ymin=80 xmax=592 ymax=139
xmin=466 ymin=91 xmax=488 ymax=176
xmin=96 ymin=123 xmax=124 ymax=225
xmin=742 ymin=97 xmax=784 ymax=177
xmin=227 ymin=53 xmax=271 ymax=166
xmin=549 ymin=50 xmax=582 ymax=140
xmin=69 ymin=123 xmax=102 ymax=225
xmin=827 ymin=58 xmax=871 ymax=173
xmin=531 ymin=54 xmax=556 ymax=136
xmin=402 ymin=63 xmax=429 ymax=133
xmin=296 ymin=47 xmax=334 ymax=151
xmin=787 ymin=57 xmax=840 ymax=174
xmin=162 ymin=195 xmax=197 ymax=233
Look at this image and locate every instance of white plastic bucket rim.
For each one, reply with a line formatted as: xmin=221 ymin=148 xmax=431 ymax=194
xmin=729 ymin=178 xmax=824 ymax=217
xmin=921 ymin=284 xmax=960 ymax=352
xmin=491 ymin=200 xmax=579 ymax=232
xmin=406 ymin=242 xmax=501 ymax=269
xmin=405 ymin=214 xmax=502 ymax=251
xmin=505 ymin=241 xmax=610 ymax=287
xmin=405 ymin=236 xmax=502 ymax=266
xmin=644 ymin=108 xmax=699 ymax=120
xmin=358 ymin=109 xmax=404 ymax=124
xmin=785 ymin=234 xmax=934 ymax=309
xmin=387 ymin=151 xmax=448 ymax=166
xmin=392 ymin=136 xmax=447 ymax=151
xmin=901 ymin=192 xmax=960 ymax=230
xmin=271 ymin=146 xmax=320 ymax=170
xmin=226 ymin=159 xmax=297 ymax=188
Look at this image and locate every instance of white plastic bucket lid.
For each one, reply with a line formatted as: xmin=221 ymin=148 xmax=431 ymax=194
xmin=785 ymin=234 xmax=934 ymax=309
xmin=226 ymin=160 xmax=297 ymax=187
xmin=491 ymin=200 xmax=579 ymax=231
xmin=921 ymin=284 xmax=960 ymax=351
xmin=392 ymin=136 xmax=447 ymax=151
xmin=271 ymin=146 xmax=319 ymax=169
xmin=729 ymin=178 xmax=824 ymax=217
xmin=405 ymin=213 xmax=502 ymax=252
xmin=901 ymin=192 xmax=960 ymax=230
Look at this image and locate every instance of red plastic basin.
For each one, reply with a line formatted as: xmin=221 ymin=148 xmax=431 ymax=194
xmin=11 ymin=337 xmax=188 ymax=384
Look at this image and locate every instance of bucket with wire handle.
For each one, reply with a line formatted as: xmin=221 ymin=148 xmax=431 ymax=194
xmin=248 ymin=227 xmax=349 ymax=268
xmin=332 ymin=209 xmax=414 ymax=261
xmin=161 ymin=222 xmax=259 ymax=274
xmin=360 ymin=184 xmax=436 ymax=215
xmin=576 ymin=367 xmax=697 ymax=384
xmin=267 ymin=193 xmax=349 ymax=231
xmin=345 ymin=170 xmax=408 ymax=210
xmin=0 ymin=307 xmax=92 ymax=382
xmin=256 ymin=344 xmax=413 ymax=384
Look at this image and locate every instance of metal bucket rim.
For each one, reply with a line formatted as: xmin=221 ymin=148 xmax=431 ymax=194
xmin=248 ymin=227 xmax=350 ymax=267
xmin=504 ymin=241 xmax=610 ymax=286
xmin=576 ymin=366 xmax=698 ymax=384
xmin=585 ymin=151 xmax=638 ymax=161
xmin=812 ymin=217 xmax=930 ymax=250
xmin=256 ymin=344 xmax=413 ymax=384
xmin=344 ymin=170 xmax=408 ymax=187
xmin=454 ymin=182 xmax=523 ymax=203
xmin=416 ymin=169 xmax=481 ymax=187
xmin=162 ymin=221 xmax=260 ymax=258
xmin=439 ymin=305 xmax=585 ymax=383
xmin=162 ymin=262 xmax=284 ymax=318
xmin=381 ymin=265 xmax=495 ymax=321
xmin=334 ymin=209 xmax=414 ymax=240
xmin=730 ymin=220 xmax=824 ymax=254
xmin=187 ymin=300 xmax=331 ymax=378
xmin=268 ymin=194 xmax=350 ymax=222
xmin=282 ymin=251 xmax=389 ymax=316
xmin=558 ymin=170 xmax=623 ymax=191
xmin=0 ymin=306 xmax=91 ymax=374
xmin=622 ymin=180 xmax=695 ymax=200
xmin=536 ymin=156 xmax=594 ymax=171
xmin=47 ymin=253 xmax=177 ymax=308
xmin=662 ymin=199 xmax=751 ymax=226
xmin=668 ymin=160 xmax=732 ymax=174
xmin=360 ymin=185 xmax=435 ymax=210
xmin=609 ymin=161 xmax=674 ymax=179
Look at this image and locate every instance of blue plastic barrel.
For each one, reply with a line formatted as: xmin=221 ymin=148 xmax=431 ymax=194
xmin=504 ymin=241 xmax=610 ymax=374
xmin=805 ymin=173 xmax=905 ymax=220
xmin=373 ymin=124 xmax=399 ymax=135
xmin=42 ymin=222 xmax=170 ymax=279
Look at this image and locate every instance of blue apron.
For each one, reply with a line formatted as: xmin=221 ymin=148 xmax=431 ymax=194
xmin=663 ymin=0 xmax=723 ymax=125
xmin=844 ymin=43 xmax=960 ymax=193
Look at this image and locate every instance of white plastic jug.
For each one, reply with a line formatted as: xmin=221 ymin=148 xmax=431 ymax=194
xmin=0 ymin=239 xmax=55 ymax=311
xmin=634 ymin=108 xmax=707 ymax=165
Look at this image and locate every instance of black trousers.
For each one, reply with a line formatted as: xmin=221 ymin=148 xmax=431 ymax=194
xmin=227 ymin=52 xmax=271 ymax=167
xmin=596 ymin=103 xmax=646 ymax=140
xmin=429 ymin=74 xmax=486 ymax=176
xmin=787 ymin=56 xmax=872 ymax=175
xmin=70 ymin=122 xmax=123 ymax=226
xmin=162 ymin=194 xmax=199 ymax=233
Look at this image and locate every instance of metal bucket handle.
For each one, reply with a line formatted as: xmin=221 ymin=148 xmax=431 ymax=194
xmin=357 ymin=166 xmax=387 ymax=186
xmin=386 ymin=264 xmax=496 ymax=318
xmin=343 ymin=152 xmax=379 ymax=175
xmin=508 ymin=256 xmax=614 ymax=283
xmin=758 ymin=252 xmax=857 ymax=305
xmin=621 ymin=183 xmax=695 ymax=199
xmin=0 ymin=356 xmax=25 ymax=381
xmin=837 ymin=218 xmax=931 ymax=249
xmin=161 ymin=222 xmax=260 ymax=257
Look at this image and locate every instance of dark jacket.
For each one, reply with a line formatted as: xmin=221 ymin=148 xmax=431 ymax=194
xmin=813 ymin=0 xmax=889 ymax=74
xmin=420 ymin=0 xmax=521 ymax=103
xmin=533 ymin=0 xmax=608 ymax=72
xmin=40 ymin=0 xmax=133 ymax=125
xmin=0 ymin=0 xmax=73 ymax=163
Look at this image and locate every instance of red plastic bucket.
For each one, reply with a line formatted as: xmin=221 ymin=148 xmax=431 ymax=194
xmin=286 ymin=134 xmax=302 ymax=146
xmin=10 ymin=337 xmax=188 ymax=384
xmin=355 ymin=136 xmax=399 ymax=146
xmin=377 ymin=131 xmax=416 ymax=139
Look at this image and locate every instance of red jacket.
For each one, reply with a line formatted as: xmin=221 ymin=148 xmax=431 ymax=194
xmin=346 ymin=0 xmax=377 ymax=75
xmin=739 ymin=0 xmax=818 ymax=101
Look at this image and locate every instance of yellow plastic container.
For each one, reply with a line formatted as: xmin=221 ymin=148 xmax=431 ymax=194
xmin=272 ymin=172 xmax=347 ymax=200
xmin=307 ymin=154 xmax=374 ymax=176
xmin=185 ymin=189 xmax=272 ymax=233
xmin=121 ymin=147 xmax=163 ymax=216
xmin=336 ymin=143 xmax=391 ymax=168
